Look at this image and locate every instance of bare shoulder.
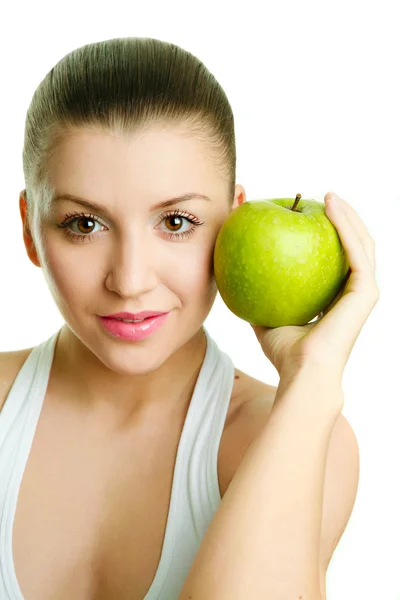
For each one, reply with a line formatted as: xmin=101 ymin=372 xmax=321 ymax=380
xmin=0 ymin=347 xmax=34 ymax=413
xmin=218 ymin=369 xmax=278 ymax=498
xmin=235 ymin=368 xmax=278 ymax=429
xmin=236 ymin=371 xmax=358 ymax=478
xmin=229 ymin=368 xmax=278 ymax=449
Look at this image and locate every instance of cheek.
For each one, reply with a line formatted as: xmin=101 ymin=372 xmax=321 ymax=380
xmin=41 ymin=244 xmax=98 ymax=306
xmin=174 ymin=244 xmax=215 ymax=296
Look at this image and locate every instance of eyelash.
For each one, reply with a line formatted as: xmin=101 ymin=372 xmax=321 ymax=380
xmin=56 ymin=209 xmax=205 ymax=243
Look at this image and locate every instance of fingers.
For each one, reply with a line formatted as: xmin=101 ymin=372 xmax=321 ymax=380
xmin=324 ymin=193 xmax=376 ymax=287
xmin=320 ymin=269 xmax=351 ymax=317
xmin=324 ymin=192 xmax=376 ymax=273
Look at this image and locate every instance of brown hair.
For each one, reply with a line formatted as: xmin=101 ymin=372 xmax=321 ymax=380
xmin=22 ymin=36 xmax=237 ymax=230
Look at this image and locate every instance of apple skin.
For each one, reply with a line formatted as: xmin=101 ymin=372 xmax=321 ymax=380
xmin=213 ymin=197 xmax=350 ymax=328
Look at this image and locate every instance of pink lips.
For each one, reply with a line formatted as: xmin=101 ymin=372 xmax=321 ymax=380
xmin=103 ymin=311 xmax=167 ymax=320
xmin=98 ymin=312 xmax=170 ymax=341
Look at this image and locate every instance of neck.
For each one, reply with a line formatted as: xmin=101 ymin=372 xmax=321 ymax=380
xmin=50 ymin=324 xmax=208 ymax=430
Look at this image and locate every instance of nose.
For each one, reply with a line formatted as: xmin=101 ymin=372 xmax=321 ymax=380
xmin=105 ymin=231 xmax=159 ymax=298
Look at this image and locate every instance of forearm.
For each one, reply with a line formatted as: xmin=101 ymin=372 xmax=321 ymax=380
xmin=178 ymin=366 xmax=343 ymax=600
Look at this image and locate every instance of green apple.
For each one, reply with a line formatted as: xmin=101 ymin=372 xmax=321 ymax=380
xmin=213 ymin=194 xmax=350 ymax=328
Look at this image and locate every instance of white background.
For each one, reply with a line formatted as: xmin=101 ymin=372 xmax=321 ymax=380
xmin=1 ymin=1 xmax=399 ymax=598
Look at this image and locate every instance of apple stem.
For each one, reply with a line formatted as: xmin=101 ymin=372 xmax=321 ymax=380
xmin=291 ymin=193 xmax=301 ymax=211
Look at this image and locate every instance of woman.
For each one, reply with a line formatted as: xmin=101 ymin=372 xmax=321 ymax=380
xmin=0 ymin=37 xmax=378 ymax=599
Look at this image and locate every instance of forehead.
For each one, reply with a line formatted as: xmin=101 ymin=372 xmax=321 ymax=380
xmin=41 ymin=124 xmax=228 ymax=217
xmin=47 ymin=124 xmax=219 ymax=186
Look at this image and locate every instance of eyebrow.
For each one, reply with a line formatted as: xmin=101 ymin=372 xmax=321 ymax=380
xmin=51 ymin=191 xmax=212 ymax=216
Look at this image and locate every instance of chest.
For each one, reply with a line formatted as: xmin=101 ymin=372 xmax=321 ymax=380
xmin=11 ymin=376 xmax=249 ymax=600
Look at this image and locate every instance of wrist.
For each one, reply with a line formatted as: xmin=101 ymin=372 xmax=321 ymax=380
xmin=280 ymin=355 xmax=343 ymax=387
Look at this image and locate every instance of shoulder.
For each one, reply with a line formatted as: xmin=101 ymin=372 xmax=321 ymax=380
xmin=218 ymin=370 xmax=277 ymax=498
xmin=237 ymin=373 xmax=358 ymax=478
xmin=222 ymin=369 xmax=278 ymax=466
xmin=0 ymin=347 xmax=34 ymax=413
xmin=234 ymin=371 xmax=278 ymax=443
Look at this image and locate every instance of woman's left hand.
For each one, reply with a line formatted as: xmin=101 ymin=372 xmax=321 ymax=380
xmin=250 ymin=192 xmax=380 ymax=380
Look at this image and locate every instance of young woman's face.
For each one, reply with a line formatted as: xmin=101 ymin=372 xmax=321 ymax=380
xmin=21 ymin=123 xmax=245 ymax=374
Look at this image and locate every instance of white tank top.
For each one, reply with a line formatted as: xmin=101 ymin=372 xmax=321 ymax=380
xmin=0 ymin=326 xmax=235 ymax=599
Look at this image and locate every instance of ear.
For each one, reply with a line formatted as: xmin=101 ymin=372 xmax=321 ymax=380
xmin=19 ymin=190 xmax=41 ymax=267
xmin=232 ymin=184 xmax=247 ymax=211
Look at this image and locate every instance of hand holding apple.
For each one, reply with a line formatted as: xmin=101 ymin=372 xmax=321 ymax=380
xmin=215 ymin=192 xmax=379 ymax=377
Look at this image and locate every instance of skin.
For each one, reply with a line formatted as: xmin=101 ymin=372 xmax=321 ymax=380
xmin=19 ymin=122 xmax=246 ymax=431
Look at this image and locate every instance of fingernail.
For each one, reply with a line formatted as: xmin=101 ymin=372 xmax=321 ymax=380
xmin=329 ymin=193 xmax=341 ymax=206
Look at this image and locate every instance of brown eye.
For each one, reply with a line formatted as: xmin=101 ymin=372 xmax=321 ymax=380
xmin=165 ymin=215 xmax=184 ymax=232
xmin=76 ymin=217 xmax=96 ymax=234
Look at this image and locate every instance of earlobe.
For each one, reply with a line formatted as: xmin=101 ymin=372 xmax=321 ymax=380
xmin=19 ymin=191 xmax=41 ymax=268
